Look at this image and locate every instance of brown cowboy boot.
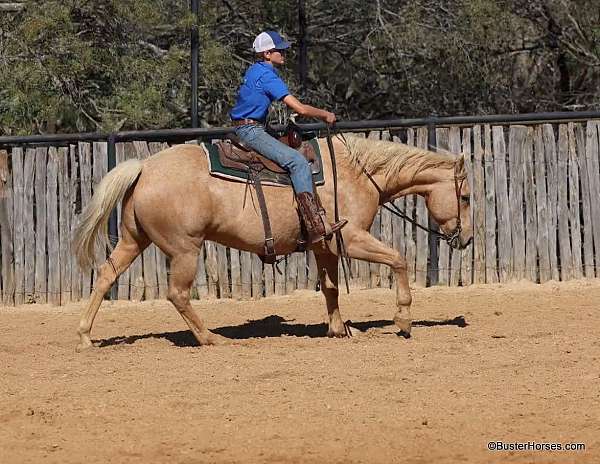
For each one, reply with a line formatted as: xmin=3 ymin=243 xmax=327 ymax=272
xmin=296 ymin=192 xmax=347 ymax=244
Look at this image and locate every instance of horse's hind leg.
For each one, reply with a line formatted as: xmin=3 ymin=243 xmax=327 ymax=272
xmin=77 ymin=232 xmax=149 ymax=352
xmin=315 ymin=252 xmax=347 ymax=337
xmin=167 ymin=251 xmax=225 ymax=346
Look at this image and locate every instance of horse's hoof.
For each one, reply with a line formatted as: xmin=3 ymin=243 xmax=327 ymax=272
xmin=199 ymin=332 xmax=227 ymax=346
xmin=393 ymin=315 xmax=412 ymax=334
xmin=327 ymin=329 xmax=347 ymax=338
xmin=76 ymin=340 xmax=94 ymax=352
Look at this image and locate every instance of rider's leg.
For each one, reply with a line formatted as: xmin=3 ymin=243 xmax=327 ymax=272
xmin=235 ymin=124 xmax=346 ymax=242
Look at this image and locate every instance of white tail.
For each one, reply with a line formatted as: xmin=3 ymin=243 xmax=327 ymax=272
xmin=72 ymin=159 xmax=143 ymax=270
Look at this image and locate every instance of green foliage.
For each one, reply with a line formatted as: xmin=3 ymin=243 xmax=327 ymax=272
xmin=0 ymin=0 xmax=598 ymax=135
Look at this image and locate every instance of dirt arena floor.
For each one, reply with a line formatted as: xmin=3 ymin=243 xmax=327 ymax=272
xmin=1 ymin=279 xmax=599 ymax=464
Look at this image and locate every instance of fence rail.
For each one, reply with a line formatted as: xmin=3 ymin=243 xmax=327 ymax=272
xmin=1 ymin=118 xmax=600 ymax=305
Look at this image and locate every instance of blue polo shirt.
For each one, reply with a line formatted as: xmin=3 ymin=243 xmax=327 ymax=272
xmin=230 ymin=62 xmax=289 ymax=122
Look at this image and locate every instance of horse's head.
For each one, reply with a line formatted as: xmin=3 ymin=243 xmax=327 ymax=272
xmin=425 ymin=155 xmax=473 ymax=250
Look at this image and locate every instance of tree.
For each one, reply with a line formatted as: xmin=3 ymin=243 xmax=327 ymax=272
xmin=0 ymin=0 xmax=598 ymax=135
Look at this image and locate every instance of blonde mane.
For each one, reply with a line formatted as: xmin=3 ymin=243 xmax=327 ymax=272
xmin=341 ymin=135 xmax=462 ymax=180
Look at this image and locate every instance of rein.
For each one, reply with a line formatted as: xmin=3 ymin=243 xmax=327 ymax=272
xmin=337 ymin=133 xmax=464 ymax=248
xmin=325 ymin=125 xmax=352 ymax=293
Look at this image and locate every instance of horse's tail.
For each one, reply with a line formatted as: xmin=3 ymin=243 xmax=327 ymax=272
xmin=73 ymin=159 xmax=143 ymax=271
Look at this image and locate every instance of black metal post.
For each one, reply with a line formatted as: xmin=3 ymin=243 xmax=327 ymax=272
xmin=427 ymin=117 xmax=439 ymax=286
xmin=298 ymin=0 xmax=308 ymax=95
xmin=190 ymin=0 xmax=200 ymax=128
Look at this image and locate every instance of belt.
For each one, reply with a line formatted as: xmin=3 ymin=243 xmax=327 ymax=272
xmin=232 ymin=119 xmax=263 ymax=127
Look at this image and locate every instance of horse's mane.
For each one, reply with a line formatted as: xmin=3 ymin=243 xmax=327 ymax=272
xmin=340 ymin=135 xmax=462 ymax=180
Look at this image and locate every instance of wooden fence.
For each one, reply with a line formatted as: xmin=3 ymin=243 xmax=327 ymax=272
xmin=1 ymin=121 xmax=600 ymax=306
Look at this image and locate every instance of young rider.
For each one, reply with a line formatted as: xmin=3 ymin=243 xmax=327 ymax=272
xmin=230 ymin=31 xmax=347 ymax=243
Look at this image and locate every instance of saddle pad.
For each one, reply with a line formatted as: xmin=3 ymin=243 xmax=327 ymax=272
xmin=203 ymin=138 xmax=325 ymax=187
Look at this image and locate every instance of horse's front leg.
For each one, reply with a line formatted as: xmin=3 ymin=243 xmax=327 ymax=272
xmin=343 ymin=229 xmax=413 ymax=336
xmin=314 ymin=251 xmax=347 ymax=337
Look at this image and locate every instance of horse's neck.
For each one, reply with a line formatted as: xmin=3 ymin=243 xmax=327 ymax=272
xmin=378 ymin=166 xmax=454 ymax=201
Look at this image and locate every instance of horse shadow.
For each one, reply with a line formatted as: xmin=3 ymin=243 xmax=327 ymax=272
xmin=97 ymin=314 xmax=468 ymax=348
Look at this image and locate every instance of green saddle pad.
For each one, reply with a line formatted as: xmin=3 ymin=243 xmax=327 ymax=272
xmin=203 ymin=138 xmax=325 ymax=187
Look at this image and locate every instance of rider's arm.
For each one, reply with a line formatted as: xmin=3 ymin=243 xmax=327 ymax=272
xmin=283 ymin=95 xmax=336 ymax=124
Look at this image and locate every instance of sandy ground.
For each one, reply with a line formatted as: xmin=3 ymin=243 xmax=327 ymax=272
xmin=1 ymin=279 xmax=600 ymax=464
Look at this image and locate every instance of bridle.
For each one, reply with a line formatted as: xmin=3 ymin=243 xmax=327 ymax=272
xmin=338 ymin=133 xmax=466 ymax=248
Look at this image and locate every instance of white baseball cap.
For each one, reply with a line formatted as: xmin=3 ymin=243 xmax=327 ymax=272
xmin=253 ymin=31 xmax=291 ymax=53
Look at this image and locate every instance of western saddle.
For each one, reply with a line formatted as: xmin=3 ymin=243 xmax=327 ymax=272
xmin=213 ymin=126 xmax=320 ymax=264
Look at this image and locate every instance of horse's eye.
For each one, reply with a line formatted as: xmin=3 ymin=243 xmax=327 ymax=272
xmin=461 ymin=195 xmax=470 ymax=204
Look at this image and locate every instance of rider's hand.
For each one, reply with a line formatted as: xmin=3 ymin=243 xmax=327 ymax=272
xmin=323 ymin=112 xmax=336 ymax=125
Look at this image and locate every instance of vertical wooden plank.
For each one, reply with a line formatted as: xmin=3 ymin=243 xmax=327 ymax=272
xmin=148 ymin=142 xmax=169 ymax=298
xmin=241 ymin=250 xmax=252 ymax=298
xmin=79 ymin=142 xmax=92 ymax=299
xmin=205 ymin=241 xmax=218 ymax=298
xmin=391 ymin=197 xmax=406 ymax=258
xmin=358 ymin=255 xmax=370 ymax=288
xmin=287 ymin=253 xmax=298 ymax=293
xmin=23 ymin=148 xmax=35 ymax=302
xmin=69 ymin=145 xmax=82 ymax=301
xmin=403 ymin=130 xmax=416 ymax=284
xmin=217 ymin=244 xmax=230 ymax=298
xmin=448 ymin=127 xmax=463 ymax=286
xmin=567 ymin=123 xmax=582 ymax=279
xmin=575 ymin=124 xmax=595 ymax=278
xmin=523 ymin=128 xmax=538 ymax=283
xmin=435 ymin=128 xmax=450 ymax=286
xmin=0 ymin=149 xmax=15 ymax=305
xmin=557 ymin=125 xmax=573 ymax=280
xmin=543 ymin=124 xmax=560 ymax=281
xmin=493 ymin=126 xmax=511 ymax=282
xmin=297 ymin=251 xmax=308 ymax=290
xmin=132 ymin=141 xmax=158 ymax=300
xmin=584 ymin=122 xmax=600 ymax=278
xmin=263 ymin=255 xmax=275 ymax=297
xmin=484 ymin=125 xmax=499 ymax=283
xmin=58 ymin=147 xmax=71 ymax=303
xmin=472 ymin=126 xmax=486 ymax=284
xmin=275 ymin=257 xmax=286 ymax=295
xmin=508 ymin=126 xmax=526 ymax=281
xmin=459 ymin=127 xmax=473 ymax=286
xmin=12 ymin=147 xmax=24 ymax=305
xmin=47 ymin=148 xmax=60 ymax=305
xmin=534 ymin=127 xmax=551 ymax=283
xmin=115 ymin=143 xmax=130 ymax=299
xmin=251 ymin=254 xmax=263 ymax=298
xmin=415 ymin=127 xmax=429 ymax=286
xmin=380 ymin=205 xmax=392 ymax=288
xmin=230 ymin=248 xmax=242 ymax=299
xmin=307 ymin=250 xmax=318 ymax=290
xmin=195 ymin=247 xmax=208 ymax=299
xmin=33 ymin=147 xmax=47 ymax=303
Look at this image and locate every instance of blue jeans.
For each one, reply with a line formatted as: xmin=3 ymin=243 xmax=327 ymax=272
xmin=234 ymin=124 xmax=313 ymax=194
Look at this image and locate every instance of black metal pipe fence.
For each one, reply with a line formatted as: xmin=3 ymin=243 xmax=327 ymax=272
xmin=2 ymin=110 xmax=600 ymax=297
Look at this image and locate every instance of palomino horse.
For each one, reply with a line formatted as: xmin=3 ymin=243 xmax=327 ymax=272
xmin=73 ymin=135 xmax=472 ymax=351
